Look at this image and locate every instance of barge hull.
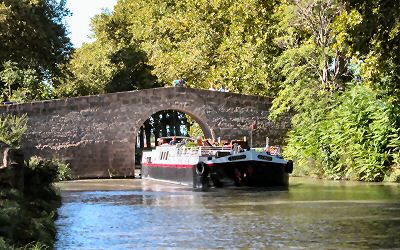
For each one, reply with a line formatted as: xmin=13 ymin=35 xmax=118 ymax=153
xmin=142 ymin=161 xmax=289 ymax=188
xmin=208 ymin=161 xmax=289 ymax=187
xmin=142 ymin=164 xmax=195 ymax=186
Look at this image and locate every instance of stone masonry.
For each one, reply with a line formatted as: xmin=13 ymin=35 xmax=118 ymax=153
xmin=0 ymin=87 xmax=291 ymax=178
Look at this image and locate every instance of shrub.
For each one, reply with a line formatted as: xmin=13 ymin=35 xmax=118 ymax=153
xmin=0 ymin=183 xmax=60 ymax=249
xmin=28 ymin=156 xmax=72 ymax=182
xmin=0 ymin=157 xmax=64 ymax=249
xmin=324 ymin=85 xmax=396 ymax=181
xmin=284 ymin=85 xmax=399 ymax=181
xmin=54 ymin=159 xmax=73 ymax=181
xmin=0 ymin=114 xmax=28 ymax=148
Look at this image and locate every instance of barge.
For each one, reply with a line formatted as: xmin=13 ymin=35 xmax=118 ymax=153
xmin=141 ymin=137 xmax=293 ymax=191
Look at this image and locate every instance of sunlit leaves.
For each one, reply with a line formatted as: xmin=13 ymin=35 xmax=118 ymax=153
xmin=115 ymin=0 xmax=281 ymax=95
xmin=272 ymin=0 xmax=400 ymax=181
xmin=339 ymin=0 xmax=400 ymax=101
xmin=56 ymin=7 xmax=159 ymax=97
xmin=285 ymin=84 xmax=399 ymax=181
xmin=55 ymin=42 xmax=116 ymax=97
xmin=0 ymin=0 xmax=72 ymax=102
xmin=0 ymin=0 xmax=72 ymax=78
xmin=0 ymin=114 xmax=28 ymax=148
xmin=0 ymin=61 xmax=52 ymax=102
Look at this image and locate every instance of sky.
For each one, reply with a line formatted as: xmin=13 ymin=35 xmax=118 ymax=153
xmin=65 ymin=0 xmax=118 ymax=48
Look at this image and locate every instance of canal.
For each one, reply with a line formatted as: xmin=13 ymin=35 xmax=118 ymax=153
xmin=55 ymin=178 xmax=400 ymax=249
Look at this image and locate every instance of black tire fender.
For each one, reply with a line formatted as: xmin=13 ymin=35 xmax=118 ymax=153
xmin=196 ymin=162 xmax=209 ymax=176
xmin=285 ymin=160 xmax=294 ymax=174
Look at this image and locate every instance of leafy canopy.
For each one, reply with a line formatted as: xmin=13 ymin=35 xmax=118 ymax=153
xmin=0 ymin=0 xmax=72 ymax=102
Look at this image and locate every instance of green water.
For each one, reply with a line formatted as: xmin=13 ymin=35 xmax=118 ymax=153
xmin=55 ymin=178 xmax=400 ymax=249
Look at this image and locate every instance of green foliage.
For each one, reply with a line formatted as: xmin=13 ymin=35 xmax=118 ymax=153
xmin=0 ymin=0 xmax=72 ymax=98
xmin=70 ymin=0 xmax=282 ymax=96
xmin=0 ymin=177 xmax=60 ymax=249
xmin=270 ymin=43 xmax=321 ymax=119
xmin=0 ymin=156 xmax=64 ymax=248
xmin=28 ymin=156 xmax=73 ymax=182
xmin=339 ymin=0 xmax=400 ymax=98
xmin=333 ymin=2 xmax=400 ymax=162
xmin=53 ymin=159 xmax=73 ymax=181
xmin=55 ymin=9 xmax=160 ymax=98
xmin=185 ymin=140 xmax=198 ymax=148
xmin=0 ymin=114 xmax=28 ymax=148
xmin=285 ymin=85 xmax=399 ymax=181
xmin=187 ymin=116 xmax=205 ymax=139
xmin=0 ymin=61 xmax=19 ymax=101
xmin=270 ymin=0 xmax=400 ymax=183
xmin=270 ymin=0 xmax=351 ymax=122
xmin=54 ymin=42 xmax=117 ymax=97
xmin=273 ymin=0 xmax=349 ymax=93
xmin=0 ymin=237 xmax=12 ymax=249
xmin=0 ymin=61 xmax=53 ymax=102
xmin=325 ymin=85 xmax=396 ymax=181
xmin=384 ymin=167 xmax=400 ymax=183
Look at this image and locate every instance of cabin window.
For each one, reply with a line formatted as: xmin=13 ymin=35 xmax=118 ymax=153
xmin=258 ymin=155 xmax=272 ymax=161
xmin=228 ymin=155 xmax=246 ymax=161
xmin=164 ymin=151 xmax=169 ymax=160
xmin=160 ymin=151 xmax=169 ymax=160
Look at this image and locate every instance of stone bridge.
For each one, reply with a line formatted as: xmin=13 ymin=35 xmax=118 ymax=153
xmin=0 ymin=87 xmax=290 ymax=178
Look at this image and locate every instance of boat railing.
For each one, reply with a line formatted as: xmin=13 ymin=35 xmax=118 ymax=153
xmin=252 ymin=146 xmax=282 ymax=156
xmin=252 ymin=148 xmax=265 ymax=152
xmin=177 ymin=146 xmax=231 ymax=156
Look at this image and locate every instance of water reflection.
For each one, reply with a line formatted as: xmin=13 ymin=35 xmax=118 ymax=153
xmin=55 ymin=178 xmax=400 ymax=249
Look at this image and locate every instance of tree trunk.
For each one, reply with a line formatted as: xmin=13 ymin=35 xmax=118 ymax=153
xmin=152 ymin=114 xmax=160 ymax=146
xmin=139 ymin=126 xmax=144 ymax=149
xmin=144 ymin=120 xmax=152 ymax=149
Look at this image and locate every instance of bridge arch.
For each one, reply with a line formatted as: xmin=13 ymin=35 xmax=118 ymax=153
xmin=134 ymin=107 xmax=214 ymax=142
xmin=1 ymin=87 xmax=290 ymax=178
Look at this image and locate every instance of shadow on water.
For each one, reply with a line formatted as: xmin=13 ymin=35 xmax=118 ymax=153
xmin=55 ymin=178 xmax=400 ymax=249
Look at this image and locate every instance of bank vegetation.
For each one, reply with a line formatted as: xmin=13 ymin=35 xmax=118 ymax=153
xmin=0 ymin=114 xmax=72 ymax=249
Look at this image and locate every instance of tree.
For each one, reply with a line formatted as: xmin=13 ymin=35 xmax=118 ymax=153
xmin=0 ymin=61 xmax=19 ymax=101
xmin=56 ymin=10 xmax=159 ymax=97
xmin=0 ymin=0 xmax=72 ymax=87
xmin=339 ymin=0 xmax=400 ymax=96
xmin=0 ymin=114 xmax=28 ymax=148
xmin=0 ymin=61 xmax=52 ymax=102
xmin=334 ymin=0 xmax=400 ymax=129
xmin=271 ymin=0 xmax=348 ymax=118
xmin=110 ymin=0 xmax=282 ymax=95
xmin=54 ymin=42 xmax=116 ymax=97
xmin=271 ymin=0 xmax=400 ymax=181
